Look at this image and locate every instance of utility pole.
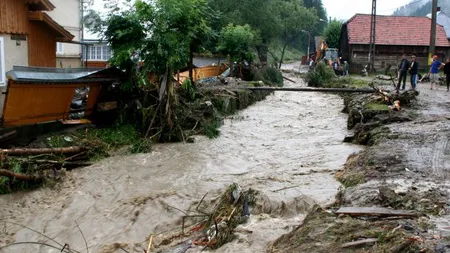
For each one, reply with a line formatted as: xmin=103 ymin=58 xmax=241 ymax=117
xmin=429 ymin=0 xmax=438 ymax=66
xmin=368 ymin=0 xmax=377 ymax=73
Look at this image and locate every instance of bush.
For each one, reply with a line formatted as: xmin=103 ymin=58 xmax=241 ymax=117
xmin=306 ymin=62 xmax=336 ymax=87
xmin=253 ymin=67 xmax=284 ymax=87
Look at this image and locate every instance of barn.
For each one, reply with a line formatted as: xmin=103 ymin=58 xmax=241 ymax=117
xmin=339 ymin=14 xmax=450 ymax=74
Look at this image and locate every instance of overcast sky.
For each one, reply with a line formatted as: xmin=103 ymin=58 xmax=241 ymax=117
xmin=90 ymin=0 xmax=415 ymax=22
xmin=322 ymin=0 xmax=414 ymax=21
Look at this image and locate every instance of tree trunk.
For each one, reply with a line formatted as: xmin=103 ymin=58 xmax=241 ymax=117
xmin=189 ymin=44 xmax=194 ymax=84
xmin=256 ymin=44 xmax=269 ymax=66
xmin=0 ymin=169 xmax=41 ymax=181
xmin=0 ymin=147 xmax=86 ymax=156
xmin=278 ymin=43 xmax=288 ymax=69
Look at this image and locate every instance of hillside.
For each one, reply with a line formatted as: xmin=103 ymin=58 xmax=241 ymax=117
xmin=393 ymin=0 xmax=450 ymax=17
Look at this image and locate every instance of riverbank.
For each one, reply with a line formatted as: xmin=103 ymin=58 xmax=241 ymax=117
xmin=270 ymin=82 xmax=450 ymax=252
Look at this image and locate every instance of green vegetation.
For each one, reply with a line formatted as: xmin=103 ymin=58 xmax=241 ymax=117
xmin=305 ymin=62 xmax=336 ymax=87
xmin=322 ymin=19 xmax=343 ymax=49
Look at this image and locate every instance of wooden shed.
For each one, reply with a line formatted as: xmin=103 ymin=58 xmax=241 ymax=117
xmin=3 ymin=66 xmax=124 ymax=127
xmin=340 ymin=14 xmax=450 ymax=74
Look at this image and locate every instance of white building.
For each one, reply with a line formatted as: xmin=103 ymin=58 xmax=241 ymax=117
xmin=46 ymin=0 xmax=82 ymax=68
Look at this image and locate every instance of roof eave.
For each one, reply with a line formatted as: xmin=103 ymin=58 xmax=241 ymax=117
xmin=28 ymin=11 xmax=75 ymax=42
xmin=26 ymin=0 xmax=55 ymax=11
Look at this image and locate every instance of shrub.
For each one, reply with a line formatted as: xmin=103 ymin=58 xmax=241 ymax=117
xmin=306 ymin=62 xmax=336 ymax=87
xmin=253 ymin=67 xmax=284 ymax=87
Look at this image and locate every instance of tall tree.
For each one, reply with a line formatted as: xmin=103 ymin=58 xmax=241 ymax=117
xmin=277 ymin=0 xmax=317 ymax=68
xmin=323 ymin=19 xmax=343 ymax=49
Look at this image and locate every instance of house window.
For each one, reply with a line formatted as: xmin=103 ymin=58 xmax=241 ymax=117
xmin=86 ymin=45 xmax=112 ymax=61
xmin=56 ymin=42 xmax=64 ymax=54
xmin=0 ymin=37 xmax=5 ymax=85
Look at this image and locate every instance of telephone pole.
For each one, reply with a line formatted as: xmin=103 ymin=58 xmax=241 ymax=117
xmin=429 ymin=0 xmax=438 ymax=65
xmin=368 ymin=0 xmax=377 ymax=73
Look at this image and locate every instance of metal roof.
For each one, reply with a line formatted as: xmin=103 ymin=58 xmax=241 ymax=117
xmin=6 ymin=66 xmax=124 ymax=83
xmin=426 ymin=11 xmax=450 ymax=39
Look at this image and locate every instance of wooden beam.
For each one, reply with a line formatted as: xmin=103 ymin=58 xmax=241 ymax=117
xmin=240 ymin=87 xmax=380 ymax=93
xmin=336 ymin=207 xmax=417 ymax=218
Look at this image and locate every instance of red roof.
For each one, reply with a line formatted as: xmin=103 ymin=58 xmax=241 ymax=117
xmin=346 ymin=14 xmax=450 ymax=47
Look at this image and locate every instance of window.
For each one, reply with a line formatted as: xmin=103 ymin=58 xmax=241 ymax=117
xmin=85 ymin=45 xmax=112 ymax=61
xmin=0 ymin=37 xmax=5 ymax=85
xmin=56 ymin=42 xmax=64 ymax=54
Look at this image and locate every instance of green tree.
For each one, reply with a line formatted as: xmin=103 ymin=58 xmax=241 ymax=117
xmin=208 ymin=0 xmax=281 ymax=64
xmin=218 ymin=24 xmax=256 ymax=76
xmin=277 ymin=0 xmax=317 ymax=68
xmin=323 ymin=20 xmax=343 ymax=49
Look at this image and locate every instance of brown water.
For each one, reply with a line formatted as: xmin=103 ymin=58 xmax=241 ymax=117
xmin=0 ymin=74 xmax=360 ymax=253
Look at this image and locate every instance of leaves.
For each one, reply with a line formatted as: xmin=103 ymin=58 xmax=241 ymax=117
xmin=218 ymin=24 xmax=257 ymax=63
xmin=323 ymin=20 xmax=343 ymax=49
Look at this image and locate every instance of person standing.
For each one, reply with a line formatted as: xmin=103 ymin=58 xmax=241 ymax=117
xmin=409 ymin=55 xmax=419 ymax=90
xmin=397 ymin=54 xmax=409 ymax=91
xmin=444 ymin=58 xmax=450 ymax=91
xmin=429 ymin=55 xmax=444 ymax=90
xmin=343 ymin=61 xmax=349 ymax=76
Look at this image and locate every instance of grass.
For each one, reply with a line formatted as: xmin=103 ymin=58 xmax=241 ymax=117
xmin=364 ymin=103 xmax=390 ymax=111
xmin=268 ymin=42 xmax=303 ymax=66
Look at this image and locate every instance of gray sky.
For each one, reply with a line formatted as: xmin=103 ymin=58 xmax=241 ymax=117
xmin=322 ymin=0 xmax=414 ymax=21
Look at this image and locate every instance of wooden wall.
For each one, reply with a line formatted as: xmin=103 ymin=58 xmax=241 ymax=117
xmin=3 ymin=82 xmax=102 ymax=127
xmin=28 ymin=21 xmax=56 ymax=67
xmin=85 ymin=61 xmax=109 ymax=68
xmin=0 ymin=0 xmax=29 ymax=34
xmin=346 ymin=44 xmax=450 ymax=74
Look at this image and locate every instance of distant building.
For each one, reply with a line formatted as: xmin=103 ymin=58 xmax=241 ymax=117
xmin=427 ymin=11 xmax=450 ymax=39
xmin=81 ymin=29 xmax=112 ymax=68
xmin=340 ymin=14 xmax=450 ymax=73
xmin=46 ymin=0 xmax=82 ymax=68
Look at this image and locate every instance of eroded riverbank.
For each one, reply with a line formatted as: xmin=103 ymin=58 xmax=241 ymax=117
xmin=270 ymin=82 xmax=450 ymax=253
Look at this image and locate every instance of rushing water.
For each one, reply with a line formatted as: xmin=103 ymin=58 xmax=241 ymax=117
xmin=0 ymin=73 xmax=360 ymax=253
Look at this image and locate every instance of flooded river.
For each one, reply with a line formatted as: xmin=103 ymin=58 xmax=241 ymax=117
xmin=0 ymin=73 xmax=360 ymax=253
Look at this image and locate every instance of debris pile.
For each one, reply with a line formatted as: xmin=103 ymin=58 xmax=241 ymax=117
xmin=140 ymin=183 xmax=253 ymax=253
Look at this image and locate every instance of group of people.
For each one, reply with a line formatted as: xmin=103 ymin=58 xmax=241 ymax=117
xmin=429 ymin=55 xmax=450 ymax=91
xmin=397 ymin=54 xmax=450 ymax=91
xmin=396 ymin=54 xmax=419 ymax=91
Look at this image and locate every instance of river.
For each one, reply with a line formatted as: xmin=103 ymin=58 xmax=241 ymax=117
xmin=0 ymin=72 xmax=360 ymax=253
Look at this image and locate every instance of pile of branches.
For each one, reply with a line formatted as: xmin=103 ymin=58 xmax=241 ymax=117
xmin=0 ymin=146 xmax=91 ymax=186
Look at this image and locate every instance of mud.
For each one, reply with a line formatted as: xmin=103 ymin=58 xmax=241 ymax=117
xmin=0 ymin=70 xmax=360 ymax=253
xmin=271 ymin=81 xmax=450 ymax=253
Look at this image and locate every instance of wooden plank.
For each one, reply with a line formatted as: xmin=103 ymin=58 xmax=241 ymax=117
xmin=240 ymin=87 xmax=379 ymax=93
xmin=335 ymin=207 xmax=417 ymax=217
xmin=341 ymin=238 xmax=378 ymax=248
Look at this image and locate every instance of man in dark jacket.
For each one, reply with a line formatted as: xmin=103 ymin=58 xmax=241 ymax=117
xmin=444 ymin=58 xmax=450 ymax=91
xmin=409 ymin=55 xmax=419 ymax=90
xmin=397 ymin=54 xmax=409 ymax=91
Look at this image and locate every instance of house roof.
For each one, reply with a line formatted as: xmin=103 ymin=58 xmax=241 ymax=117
xmin=345 ymin=14 xmax=450 ymax=47
xmin=6 ymin=66 xmax=124 ymax=83
xmin=25 ymin=0 xmax=55 ymax=11
xmin=28 ymin=11 xmax=74 ymax=42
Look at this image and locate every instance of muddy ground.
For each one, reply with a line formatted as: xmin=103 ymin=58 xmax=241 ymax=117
xmin=270 ymin=80 xmax=450 ymax=252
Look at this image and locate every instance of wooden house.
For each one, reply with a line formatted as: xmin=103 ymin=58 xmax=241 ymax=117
xmin=0 ymin=0 xmax=74 ymax=85
xmin=339 ymin=14 xmax=450 ymax=74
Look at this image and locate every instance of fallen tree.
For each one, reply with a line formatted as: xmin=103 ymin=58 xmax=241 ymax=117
xmin=0 ymin=169 xmax=40 ymax=182
xmin=0 ymin=146 xmax=87 ymax=156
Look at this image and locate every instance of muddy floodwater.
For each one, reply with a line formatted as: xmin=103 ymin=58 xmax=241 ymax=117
xmin=0 ymin=74 xmax=360 ymax=253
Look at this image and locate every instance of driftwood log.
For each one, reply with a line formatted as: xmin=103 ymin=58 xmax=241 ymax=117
xmin=0 ymin=169 xmax=40 ymax=181
xmin=0 ymin=146 xmax=86 ymax=156
xmin=241 ymin=87 xmax=379 ymax=93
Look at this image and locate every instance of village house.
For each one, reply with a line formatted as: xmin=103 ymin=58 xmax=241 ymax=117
xmin=46 ymin=0 xmax=82 ymax=68
xmin=0 ymin=0 xmax=74 ymax=85
xmin=339 ymin=14 xmax=450 ymax=74
xmin=427 ymin=11 xmax=450 ymax=39
xmin=82 ymin=29 xmax=113 ymax=68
